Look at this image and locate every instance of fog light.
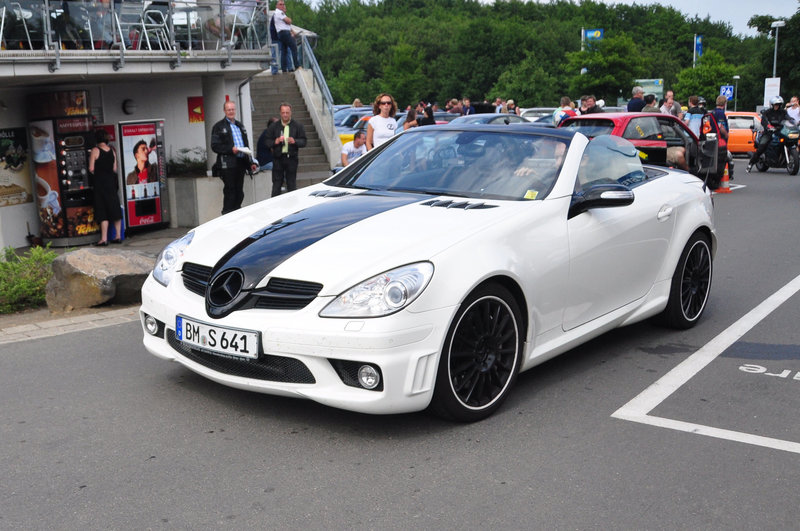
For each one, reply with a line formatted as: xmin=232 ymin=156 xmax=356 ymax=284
xmin=358 ymin=365 xmax=380 ymax=390
xmin=144 ymin=314 xmax=159 ymax=335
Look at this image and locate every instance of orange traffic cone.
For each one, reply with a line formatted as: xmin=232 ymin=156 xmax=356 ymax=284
xmin=716 ymin=163 xmax=732 ymax=193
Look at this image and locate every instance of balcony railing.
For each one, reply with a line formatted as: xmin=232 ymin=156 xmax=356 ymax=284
xmin=0 ymin=0 xmax=276 ymax=70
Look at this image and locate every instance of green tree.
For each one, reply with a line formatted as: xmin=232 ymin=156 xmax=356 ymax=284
xmin=491 ymin=51 xmax=560 ymax=107
xmin=305 ymin=0 xmax=774 ymax=109
xmin=672 ymin=50 xmax=737 ymax=104
xmin=565 ymin=34 xmax=646 ymax=103
xmin=381 ymin=43 xmax=427 ymax=107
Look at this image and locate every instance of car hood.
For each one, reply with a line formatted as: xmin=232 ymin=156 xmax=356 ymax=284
xmin=181 ymin=184 xmax=532 ymax=296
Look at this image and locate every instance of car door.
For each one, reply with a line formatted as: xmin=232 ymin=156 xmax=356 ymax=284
xmin=657 ymin=116 xmax=696 ymax=171
xmin=563 ymin=137 xmax=676 ymax=330
xmin=622 ymin=117 xmax=667 ymax=166
xmin=728 ymin=115 xmax=757 ymax=154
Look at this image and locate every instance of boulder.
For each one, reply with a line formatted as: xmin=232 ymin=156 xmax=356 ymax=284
xmin=45 ymin=248 xmax=155 ymax=312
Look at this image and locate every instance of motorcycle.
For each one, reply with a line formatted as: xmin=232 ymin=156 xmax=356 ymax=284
xmin=753 ymin=119 xmax=800 ymax=175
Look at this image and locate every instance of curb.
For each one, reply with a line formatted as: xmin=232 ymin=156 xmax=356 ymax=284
xmin=0 ymin=306 xmax=141 ymax=344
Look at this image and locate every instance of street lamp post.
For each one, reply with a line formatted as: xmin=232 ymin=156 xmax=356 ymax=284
xmin=772 ymin=20 xmax=785 ymax=78
xmin=733 ymin=75 xmax=740 ymax=112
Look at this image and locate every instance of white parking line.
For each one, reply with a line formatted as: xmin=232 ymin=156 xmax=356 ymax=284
xmin=612 ymin=272 xmax=800 ymax=454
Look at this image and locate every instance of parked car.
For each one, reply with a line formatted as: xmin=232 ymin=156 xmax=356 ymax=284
xmin=560 ymin=112 xmax=723 ymax=185
xmin=335 ymin=107 xmax=373 ymax=132
xmin=520 ymin=107 xmax=555 ymax=121
xmin=140 ymin=125 xmax=716 ymax=421
xmin=339 ymin=115 xmax=372 ymax=144
xmin=726 ymin=111 xmax=762 ymax=156
xmin=394 ymin=110 xmax=462 ymax=132
xmin=449 ymin=113 xmax=529 ymax=125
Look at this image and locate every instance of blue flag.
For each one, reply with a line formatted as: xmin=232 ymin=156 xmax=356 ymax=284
xmin=695 ymin=35 xmax=703 ymax=57
xmin=584 ymin=29 xmax=604 ymax=40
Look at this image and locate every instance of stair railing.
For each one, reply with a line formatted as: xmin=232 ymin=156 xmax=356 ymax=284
xmin=298 ymin=33 xmax=335 ymax=138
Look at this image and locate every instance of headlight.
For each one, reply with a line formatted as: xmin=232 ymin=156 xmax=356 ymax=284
xmin=320 ymin=262 xmax=434 ymax=318
xmin=152 ymin=232 xmax=194 ymax=286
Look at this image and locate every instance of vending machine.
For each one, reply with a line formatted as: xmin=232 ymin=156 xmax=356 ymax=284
xmin=118 ymin=120 xmax=169 ymax=232
xmin=27 ymin=91 xmax=99 ymax=246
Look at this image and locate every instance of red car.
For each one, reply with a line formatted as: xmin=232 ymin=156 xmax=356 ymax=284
xmin=560 ymin=112 xmax=726 ymax=187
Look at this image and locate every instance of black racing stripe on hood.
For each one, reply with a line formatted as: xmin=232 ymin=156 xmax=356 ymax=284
xmin=206 ymin=191 xmax=423 ymax=317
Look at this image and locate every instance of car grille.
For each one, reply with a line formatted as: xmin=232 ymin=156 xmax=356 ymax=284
xmin=182 ymin=262 xmax=212 ymax=296
xmin=253 ymin=278 xmax=323 ymax=310
xmin=182 ymin=262 xmax=322 ymax=310
xmin=166 ymin=329 xmax=315 ymax=384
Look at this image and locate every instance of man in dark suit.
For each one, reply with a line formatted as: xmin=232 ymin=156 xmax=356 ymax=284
xmin=264 ymin=102 xmax=307 ymax=197
xmin=211 ymin=100 xmax=257 ymax=214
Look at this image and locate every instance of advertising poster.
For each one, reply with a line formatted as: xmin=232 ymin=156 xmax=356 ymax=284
xmin=29 ymin=120 xmax=64 ymax=237
xmin=0 ymin=128 xmax=32 ymax=208
xmin=27 ymin=90 xmax=89 ymax=120
xmin=188 ymin=96 xmax=204 ymax=123
xmin=119 ymin=120 xmax=166 ymax=229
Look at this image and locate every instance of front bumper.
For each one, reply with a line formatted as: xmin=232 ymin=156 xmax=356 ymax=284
xmin=139 ymin=274 xmax=455 ymax=415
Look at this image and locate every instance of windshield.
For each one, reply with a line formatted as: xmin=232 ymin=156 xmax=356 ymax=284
xmin=329 ymin=129 xmax=570 ymax=201
xmin=561 ymin=119 xmax=614 ymax=138
xmin=728 ymin=116 xmax=754 ymax=130
xmin=333 ymin=107 xmax=355 ymax=126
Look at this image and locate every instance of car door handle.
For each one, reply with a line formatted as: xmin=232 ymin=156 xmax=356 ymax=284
xmin=657 ymin=205 xmax=674 ymax=222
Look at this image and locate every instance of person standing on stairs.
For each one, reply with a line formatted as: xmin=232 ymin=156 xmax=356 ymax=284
xmin=265 ymin=102 xmax=307 ymax=196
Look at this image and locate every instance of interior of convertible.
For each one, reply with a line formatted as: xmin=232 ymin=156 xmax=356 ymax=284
xmin=336 ymin=130 xmax=571 ymax=201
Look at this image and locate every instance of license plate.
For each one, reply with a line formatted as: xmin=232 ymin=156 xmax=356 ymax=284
xmin=176 ymin=316 xmax=259 ymax=359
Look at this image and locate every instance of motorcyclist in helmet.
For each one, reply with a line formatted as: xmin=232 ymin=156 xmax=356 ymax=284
xmin=748 ymin=96 xmax=789 ymax=172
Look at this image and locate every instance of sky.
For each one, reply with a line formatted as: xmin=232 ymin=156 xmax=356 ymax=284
xmin=604 ymin=0 xmax=797 ymax=37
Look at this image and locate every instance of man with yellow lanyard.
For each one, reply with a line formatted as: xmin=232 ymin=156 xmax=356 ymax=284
xmin=264 ymin=102 xmax=307 ymax=197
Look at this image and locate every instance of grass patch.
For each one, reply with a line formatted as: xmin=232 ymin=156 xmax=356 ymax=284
xmin=0 ymin=246 xmax=58 ymax=314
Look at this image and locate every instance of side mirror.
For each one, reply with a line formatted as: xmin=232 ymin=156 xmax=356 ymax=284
xmin=569 ymin=183 xmax=635 ymax=218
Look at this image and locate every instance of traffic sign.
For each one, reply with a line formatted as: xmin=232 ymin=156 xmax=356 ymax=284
xmin=720 ymin=85 xmax=734 ymax=100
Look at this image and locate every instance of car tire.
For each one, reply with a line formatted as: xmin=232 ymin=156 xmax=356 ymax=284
xmin=787 ymin=149 xmax=799 ymax=175
xmin=430 ymin=283 xmax=523 ymax=422
xmin=659 ymin=232 xmax=712 ymax=329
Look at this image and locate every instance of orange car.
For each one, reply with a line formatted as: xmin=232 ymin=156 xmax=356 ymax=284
xmin=726 ymin=111 xmax=761 ymax=156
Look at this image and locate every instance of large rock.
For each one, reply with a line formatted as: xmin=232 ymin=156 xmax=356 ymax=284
xmin=45 ymin=248 xmax=155 ymax=312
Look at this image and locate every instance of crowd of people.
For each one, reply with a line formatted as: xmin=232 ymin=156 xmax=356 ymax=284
xmin=208 ymin=84 xmax=800 ymax=215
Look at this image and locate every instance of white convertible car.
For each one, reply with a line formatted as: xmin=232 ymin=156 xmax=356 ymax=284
xmin=140 ymin=125 xmax=715 ymax=421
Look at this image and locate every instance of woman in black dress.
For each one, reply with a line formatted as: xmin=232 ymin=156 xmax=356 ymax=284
xmin=89 ymin=129 xmax=122 ymax=245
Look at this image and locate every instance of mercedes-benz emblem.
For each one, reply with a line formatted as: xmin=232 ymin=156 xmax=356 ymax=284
xmin=208 ymin=269 xmax=244 ymax=306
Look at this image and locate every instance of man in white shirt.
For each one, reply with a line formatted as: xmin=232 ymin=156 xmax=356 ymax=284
xmin=272 ymin=0 xmax=298 ymax=72
xmin=341 ymin=131 xmax=367 ymax=166
xmin=787 ymin=96 xmax=800 ymax=123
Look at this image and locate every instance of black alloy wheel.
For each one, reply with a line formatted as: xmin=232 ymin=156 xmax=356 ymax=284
xmin=660 ymin=232 xmax=712 ymax=329
xmin=431 ymin=283 xmax=523 ymax=422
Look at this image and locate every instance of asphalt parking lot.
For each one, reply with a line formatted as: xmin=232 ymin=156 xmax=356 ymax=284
xmin=1 ymin=164 xmax=799 ymax=528
xmin=614 ymin=271 xmax=800 ymax=454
